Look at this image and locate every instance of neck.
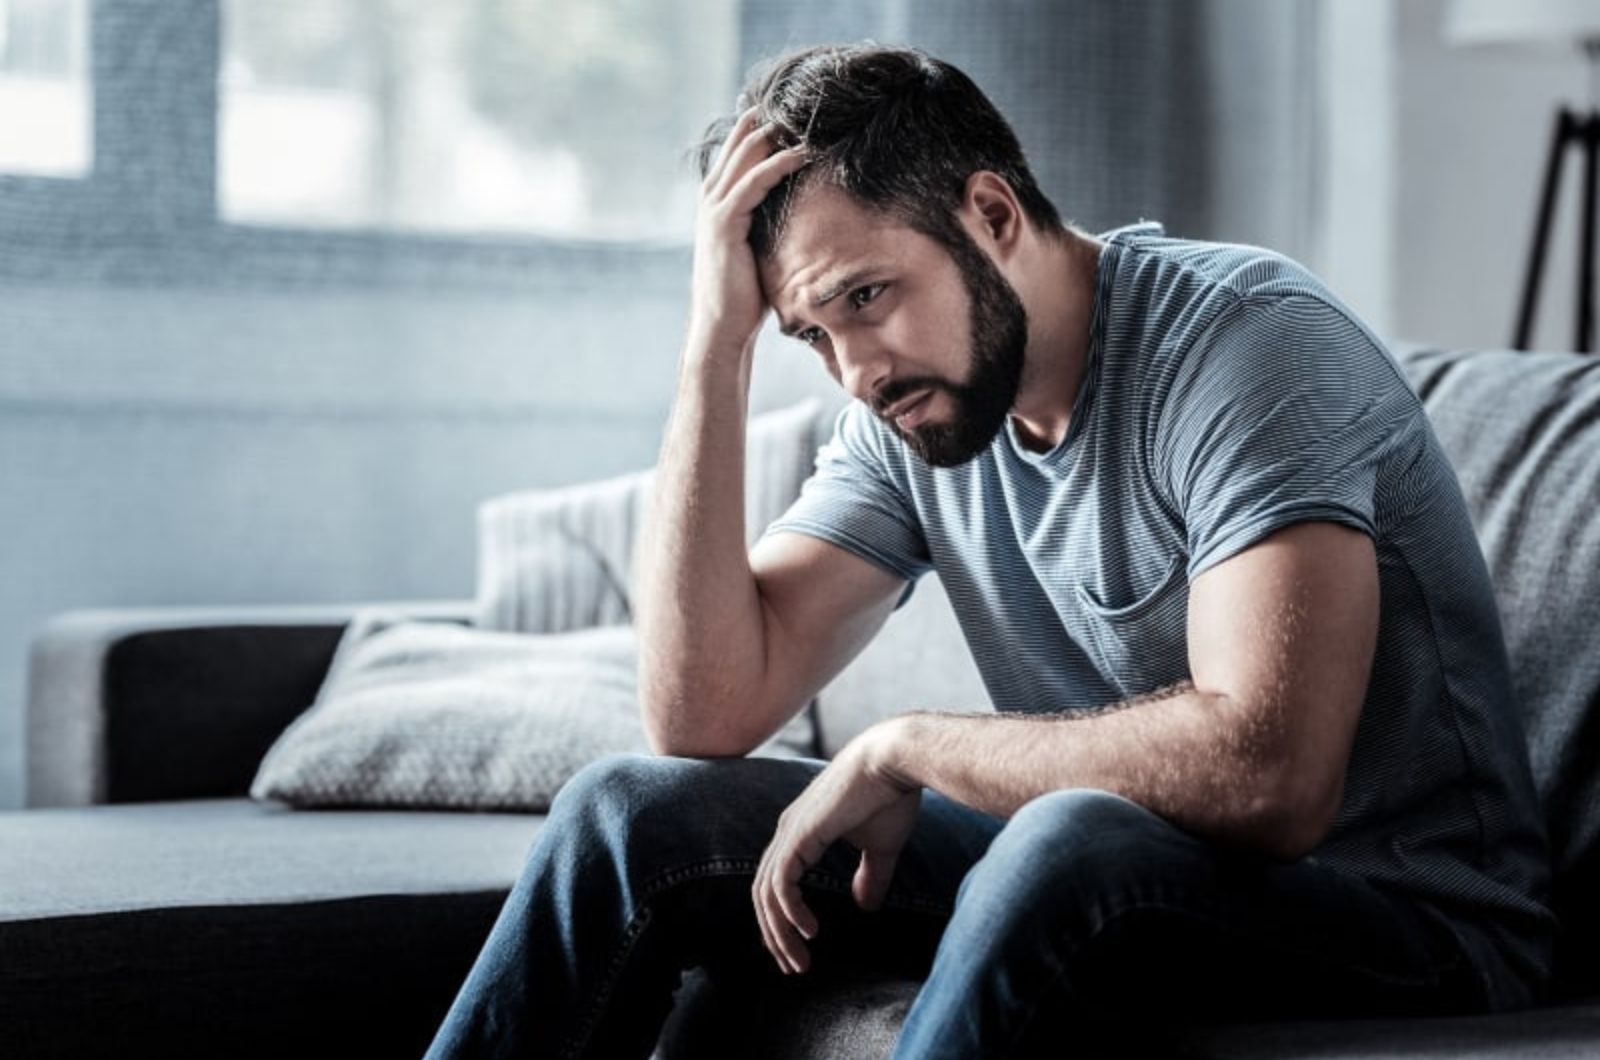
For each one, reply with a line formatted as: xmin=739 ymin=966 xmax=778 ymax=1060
xmin=1008 ymin=227 xmax=1104 ymax=452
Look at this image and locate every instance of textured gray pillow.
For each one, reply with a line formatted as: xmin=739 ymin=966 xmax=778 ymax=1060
xmin=249 ymin=615 xmax=646 ymax=812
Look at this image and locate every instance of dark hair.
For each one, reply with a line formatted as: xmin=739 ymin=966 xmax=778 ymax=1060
xmin=693 ymin=43 xmax=1065 ymax=260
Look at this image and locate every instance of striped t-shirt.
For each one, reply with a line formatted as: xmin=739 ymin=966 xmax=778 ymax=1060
xmin=763 ymin=221 xmax=1555 ymax=1010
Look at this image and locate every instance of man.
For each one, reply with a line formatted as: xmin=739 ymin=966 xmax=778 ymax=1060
xmin=426 ymin=43 xmax=1554 ymax=1059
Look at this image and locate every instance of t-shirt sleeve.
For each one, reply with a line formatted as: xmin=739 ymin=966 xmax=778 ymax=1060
xmin=760 ymin=402 xmax=932 ymax=607
xmin=1152 ymin=294 xmax=1420 ymax=581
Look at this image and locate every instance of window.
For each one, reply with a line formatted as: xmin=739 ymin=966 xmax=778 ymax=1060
xmin=0 ymin=0 xmax=90 ymax=177
xmin=218 ymin=0 xmax=737 ymax=241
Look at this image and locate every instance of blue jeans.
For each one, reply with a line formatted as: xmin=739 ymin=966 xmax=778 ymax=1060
xmin=423 ymin=753 xmax=1487 ymax=1059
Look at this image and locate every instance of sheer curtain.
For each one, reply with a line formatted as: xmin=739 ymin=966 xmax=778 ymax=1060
xmin=0 ymin=0 xmax=1318 ymax=808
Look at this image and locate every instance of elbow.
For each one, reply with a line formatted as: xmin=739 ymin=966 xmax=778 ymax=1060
xmin=637 ymin=681 xmax=760 ymax=759
xmin=1256 ymin=773 xmax=1344 ymax=863
xmin=641 ymin=725 xmax=756 ymax=760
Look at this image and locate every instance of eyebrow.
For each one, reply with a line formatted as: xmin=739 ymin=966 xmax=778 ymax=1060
xmin=777 ymin=266 xmax=883 ymax=337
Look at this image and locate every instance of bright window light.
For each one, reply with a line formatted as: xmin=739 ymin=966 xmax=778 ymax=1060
xmin=0 ymin=0 xmax=91 ymax=177
xmin=218 ymin=0 xmax=737 ymax=241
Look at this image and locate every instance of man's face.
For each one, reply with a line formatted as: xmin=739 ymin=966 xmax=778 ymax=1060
xmin=759 ymin=184 xmax=1028 ymax=467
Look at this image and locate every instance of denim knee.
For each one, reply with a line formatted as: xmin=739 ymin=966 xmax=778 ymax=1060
xmin=538 ymin=752 xmax=823 ymax=878
xmin=953 ymin=787 xmax=1189 ymax=925
xmin=543 ymin=753 xmax=710 ymax=854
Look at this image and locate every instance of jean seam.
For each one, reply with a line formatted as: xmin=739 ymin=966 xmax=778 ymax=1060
xmin=563 ymin=854 xmax=952 ymax=1058
xmin=1002 ymin=897 xmax=1448 ymax=1055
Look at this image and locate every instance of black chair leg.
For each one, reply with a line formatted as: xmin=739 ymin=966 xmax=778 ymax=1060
xmin=1515 ymin=108 xmax=1573 ymax=351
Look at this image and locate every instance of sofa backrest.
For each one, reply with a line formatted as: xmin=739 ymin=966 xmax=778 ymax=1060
xmin=1393 ymin=344 xmax=1600 ymax=983
xmin=813 ymin=573 xmax=990 ymax=757
xmin=1393 ymin=346 xmax=1600 ymax=873
xmin=476 ymin=399 xmax=824 ymax=634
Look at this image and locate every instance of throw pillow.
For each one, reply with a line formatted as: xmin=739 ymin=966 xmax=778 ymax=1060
xmin=250 ymin=614 xmax=646 ymax=812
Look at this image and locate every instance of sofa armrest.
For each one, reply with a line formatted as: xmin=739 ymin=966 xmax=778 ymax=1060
xmin=25 ymin=600 xmax=475 ymax=808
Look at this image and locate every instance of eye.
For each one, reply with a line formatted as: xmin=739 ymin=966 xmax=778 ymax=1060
xmin=796 ymin=326 xmax=825 ymax=347
xmin=849 ymin=282 xmax=886 ymax=309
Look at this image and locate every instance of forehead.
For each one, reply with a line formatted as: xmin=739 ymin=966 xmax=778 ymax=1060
xmin=758 ymin=183 xmax=933 ymax=321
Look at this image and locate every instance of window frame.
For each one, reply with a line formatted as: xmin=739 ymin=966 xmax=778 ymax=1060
xmin=0 ymin=0 xmax=691 ymax=292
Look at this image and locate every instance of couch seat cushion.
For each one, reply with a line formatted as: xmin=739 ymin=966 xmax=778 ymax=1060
xmin=0 ymin=798 xmax=542 ymax=1060
xmin=0 ymin=796 xmax=543 ymax=918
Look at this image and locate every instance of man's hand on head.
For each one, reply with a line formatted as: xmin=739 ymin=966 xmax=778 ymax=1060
xmin=689 ymin=106 xmax=810 ymax=362
xmin=752 ymin=723 xmax=921 ymax=976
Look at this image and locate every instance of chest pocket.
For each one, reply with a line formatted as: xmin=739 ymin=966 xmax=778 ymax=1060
xmin=1070 ymin=553 xmax=1192 ymax=698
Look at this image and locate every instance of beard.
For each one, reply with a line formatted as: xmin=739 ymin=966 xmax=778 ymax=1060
xmin=874 ymin=229 xmax=1029 ymax=468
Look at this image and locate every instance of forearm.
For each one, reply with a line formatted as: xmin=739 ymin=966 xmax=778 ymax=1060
xmin=635 ymin=336 xmax=770 ymax=754
xmin=874 ymin=683 xmax=1302 ymax=859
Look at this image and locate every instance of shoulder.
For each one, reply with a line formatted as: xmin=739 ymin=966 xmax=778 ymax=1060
xmin=1098 ymin=225 xmax=1400 ymax=389
xmin=1102 ymin=221 xmax=1322 ymax=299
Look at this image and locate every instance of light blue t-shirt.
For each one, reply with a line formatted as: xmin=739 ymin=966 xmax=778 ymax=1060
xmin=762 ymin=222 xmax=1555 ymax=1010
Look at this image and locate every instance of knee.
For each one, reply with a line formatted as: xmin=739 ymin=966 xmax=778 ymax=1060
xmin=542 ymin=752 xmax=815 ymax=858
xmin=547 ymin=752 xmax=712 ymax=838
xmin=519 ymin=753 xmax=720 ymax=892
xmin=1006 ymin=787 xmax=1169 ymax=857
xmin=963 ymin=788 xmax=1193 ymax=907
xmin=1012 ymin=785 xmax=1157 ymax=836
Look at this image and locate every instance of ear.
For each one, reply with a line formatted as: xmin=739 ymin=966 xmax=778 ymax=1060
xmin=958 ymin=171 xmax=1025 ymax=258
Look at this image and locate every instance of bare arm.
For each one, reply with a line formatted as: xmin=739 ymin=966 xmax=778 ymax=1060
xmin=868 ymin=521 xmax=1378 ymax=860
xmin=635 ymin=109 xmax=906 ymax=757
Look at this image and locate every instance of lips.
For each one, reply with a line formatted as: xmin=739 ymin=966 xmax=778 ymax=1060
xmin=888 ymin=390 xmax=933 ymax=430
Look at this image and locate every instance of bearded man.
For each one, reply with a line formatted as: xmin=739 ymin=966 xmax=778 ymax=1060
xmin=425 ymin=43 xmax=1553 ymax=1060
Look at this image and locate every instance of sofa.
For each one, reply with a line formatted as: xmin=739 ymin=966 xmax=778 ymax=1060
xmin=4 ymin=341 xmax=1599 ymax=1059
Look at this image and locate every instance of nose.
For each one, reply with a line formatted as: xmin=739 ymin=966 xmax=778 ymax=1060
xmin=834 ymin=334 xmax=893 ymax=405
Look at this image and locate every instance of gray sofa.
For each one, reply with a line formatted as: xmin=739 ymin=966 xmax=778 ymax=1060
xmin=4 ymin=342 xmax=1600 ymax=1059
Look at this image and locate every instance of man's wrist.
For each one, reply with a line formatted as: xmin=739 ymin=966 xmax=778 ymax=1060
xmin=861 ymin=713 xmax=925 ymax=793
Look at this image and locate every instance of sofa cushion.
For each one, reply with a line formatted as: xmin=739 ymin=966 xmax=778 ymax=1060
xmin=249 ymin=618 xmax=648 ymax=811
xmin=0 ymin=797 xmax=541 ymax=1059
xmin=1394 ymin=345 xmax=1600 ymax=984
xmin=0 ymin=797 xmax=541 ymax=919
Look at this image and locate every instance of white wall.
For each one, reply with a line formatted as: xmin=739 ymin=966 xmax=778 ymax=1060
xmin=1315 ymin=0 xmax=1396 ymax=337
xmin=1391 ymin=0 xmax=1591 ymax=350
xmin=1315 ymin=0 xmax=1597 ymax=352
